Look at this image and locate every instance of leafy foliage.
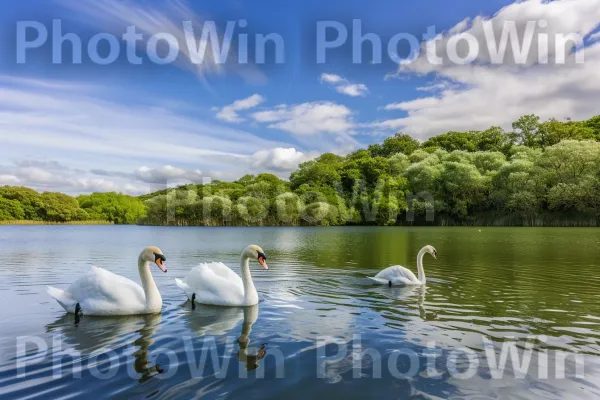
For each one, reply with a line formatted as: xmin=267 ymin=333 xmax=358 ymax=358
xmin=77 ymin=192 xmax=147 ymax=224
xmin=0 ymin=186 xmax=145 ymax=223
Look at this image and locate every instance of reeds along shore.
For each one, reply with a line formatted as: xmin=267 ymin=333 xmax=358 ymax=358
xmin=0 ymin=220 xmax=112 ymax=225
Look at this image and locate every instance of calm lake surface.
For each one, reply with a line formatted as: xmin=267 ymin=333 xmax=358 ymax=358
xmin=1 ymin=226 xmax=599 ymax=399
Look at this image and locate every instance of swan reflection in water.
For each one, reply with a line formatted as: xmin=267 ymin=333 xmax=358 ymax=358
xmin=181 ymin=300 xmax=267 ymax=372
xmin=46 ymin=313 xmax=163 ymax=383
xmin=237 ymin=305 xmax=267 ymax=371
xmin=373 ymin=285 xmax=438 ymax=321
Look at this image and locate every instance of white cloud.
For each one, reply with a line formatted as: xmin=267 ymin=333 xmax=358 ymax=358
xmin=215 ymin=94 xmax=266 ymax=123
xmin=319 ymin=73 xmax=369 ymax=97
xmin=335 ymin=83 xmax=369 ymax=97
xmin=249 ymin=147 xmax=318 ymax=172
xmin=0 ymin=77 xmax=282 ymax=164
xmin=73 ymin=178 xmax=149 ymax=195
xmin=0 ymin=160 xmax=155 ymax=195
xmin=376 ymin=0 xmax=600 ymax=139
xmin=134 ymin=165 xmax=204 ymax=184
xmin=91 ymin=165 xmax=205 ymax=185
xmin=17 ymin=167 xmax=56 ymax=184
xmin=0 ymin=175 xmax=20 ymax=185
xmin=393 ymin=0 xmax=600 ymax=76
xmin=590 ymin=31 xmax=600 ymax=41
xmin=320 ymin=73 xmax=346 ymax=84
xmin=384 ymin=97 xmax=441 ymax=111
xmin=251 ymin=101 xmax=355 ymax=135
xmin=416 ymin=81 xmax=458 ymax=92
xmin=0 ymin=159 xmax=213 ymax=195
xmin=449 ymin=18 xmax=470 ymax=35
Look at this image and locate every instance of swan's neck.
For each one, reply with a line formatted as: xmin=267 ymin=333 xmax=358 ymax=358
xmin=240 ymin=256 xmax=258 ymax=305
xmin=416 ymin=248 xmax=427 ymax=284
xmin=138 ymin=257 xmax=162 ymax=312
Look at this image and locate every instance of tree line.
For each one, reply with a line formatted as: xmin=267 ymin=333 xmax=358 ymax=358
xmin=0 ymin=187 xmax=146 ymax=224
xmin=2 ymin=114 xmax=600 ymax=226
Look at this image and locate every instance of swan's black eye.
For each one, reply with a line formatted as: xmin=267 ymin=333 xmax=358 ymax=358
xmin=154 ymin=253 xmax=166 ymax=262
xmin=257 ymin=252 xmax=267 ymax=261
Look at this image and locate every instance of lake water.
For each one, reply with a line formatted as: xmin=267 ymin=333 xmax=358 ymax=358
xmin=1 ymin=226 xmax=599 ymax=399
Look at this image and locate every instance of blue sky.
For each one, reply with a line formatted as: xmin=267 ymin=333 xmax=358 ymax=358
xmin=0 ymin=0 xmax=599 ymax=194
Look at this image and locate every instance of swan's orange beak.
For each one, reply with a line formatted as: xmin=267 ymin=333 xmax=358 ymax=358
xmin=258 ymin=256 xmax=268 ymax=270
xmin=155 ymin=256 xmax=167 ymax=273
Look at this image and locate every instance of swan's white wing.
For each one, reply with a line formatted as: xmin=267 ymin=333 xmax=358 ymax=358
xmin=66 ymin=266 xmax=146 ymax=315
xmin=179 ymin=262 xmax=244 ymax=306
xmin=205 ymin=262 xmax=244 ymax=285
xmin=371 ymin=265 xmax=420 ymax=285
xmin=47 ymin=286 xmax=78 ymax=312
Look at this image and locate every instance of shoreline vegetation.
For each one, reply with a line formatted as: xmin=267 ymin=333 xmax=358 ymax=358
xmin=0 ymin=220 xmax=112 ymax=225
xmin=2 ymin=114 xmax=600 ymax=227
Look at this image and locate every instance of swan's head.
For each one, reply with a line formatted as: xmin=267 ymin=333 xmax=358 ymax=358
xmin=141 ymin=246 xmax=167 ymax=273
xmin=425 ymin=245 xmax=437 ymax=259
xmin=244 ymin=245 xmax=268 ymax=270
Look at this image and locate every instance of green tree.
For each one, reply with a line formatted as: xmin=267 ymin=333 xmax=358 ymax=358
xmin=539 ymin=119 xmax=596 ymax=147
xmin=584 ymin=115 xmax=600 ymax=137
xmin=289 ymin=153 xmax=343 ymax=190
xmin=388 ymin=153 xmax=411 ymax=176
xmin=0 ymin=186 xmax=44 ymax=220
xmin=537 ymin=140 xmax=600 ymax=184
xmin=0 ymin=197 xmax=25 ymax=220
xmin=475 ymin=126 xmax=512 ymax=153
xmin=510 ymin=114 xmax=542 ymax=147
xmin=369 ymin=133 xmax=419 ymax=156
xmin=421 ymin=131 xmax=478 ymax=152
xmin=547 ymin=178 xmax=600 ymax=217
xmin=440 ymin=161 xmax=486 ymax=218
xmin=41 ymin=192 xmax=89 ymax=222
xmin=78 ymin=192 xmax=147 ymax=224
xmin=472 ymin=152 xmax=507 ymax=174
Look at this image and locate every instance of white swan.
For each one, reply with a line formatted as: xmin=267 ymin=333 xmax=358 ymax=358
xmin=175 ymin=245 xmax=268 ymax=307
xmin=47 ymin=246 xmax=167 ymax=316
xmin=368 ymin=245 xmax=436 ymax=287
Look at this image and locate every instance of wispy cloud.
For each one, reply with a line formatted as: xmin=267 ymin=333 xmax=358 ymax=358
xmin=0 ymin=77 xmax=278 ymax=160
xmin=251 ymin=101 xmax=355 ymax=135
xmin=214 ymin=94 xmax=266 ymax=123
xmin=416 ymin=81 xmax=458 ymax=92
xmin=250 ymin=147 xmax=319 ymax=172
xmin=319 ymin=73 xmax=369 ymax=97
xmin=0 ymin=76 xmax=295 ymax=193
xmin=58 ymin=0 xmax=267 ymax=87
xmin=384 ymin=97 xmax=441 ymax=112
xmin=0 ymin=159 xmax=154 ymax=194
xmin=320 ymin=73 xmax=346 ymax=85
xmin=92 ymin=165 xmax=204 ymax=184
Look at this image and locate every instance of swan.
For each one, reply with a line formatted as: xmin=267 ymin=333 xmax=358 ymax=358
xmin=175 ymin=245 xmax=268 ymax=307
xmin=368 ymin=245 xmax=436 ymax=287
xmin=47 ymin=246 xmax=167 ymax=316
